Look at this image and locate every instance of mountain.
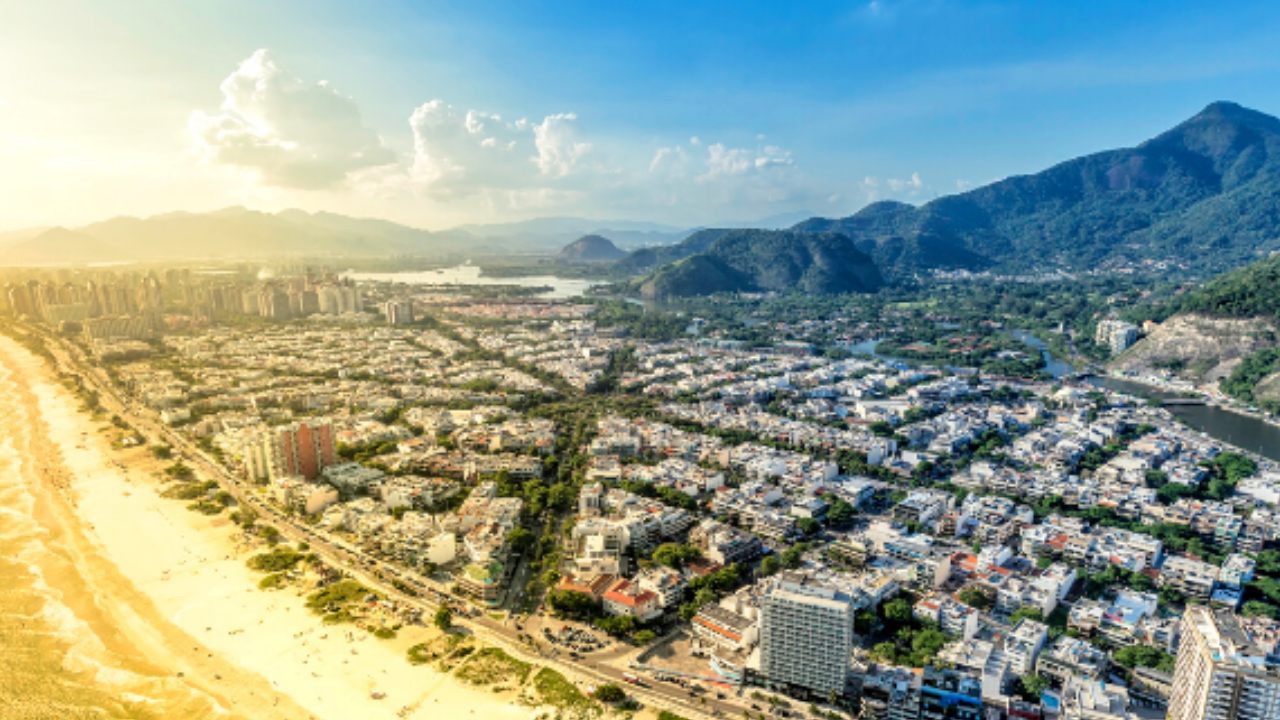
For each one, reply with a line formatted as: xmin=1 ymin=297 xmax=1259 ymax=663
xmin=0 ymin=226 xmax=51 ymax=248
xmin=0 ymin=207 xmax=485 ymax=266
xmin=796 ymin=101 xmax=1280 ymax=277
xmin=638 ymin=230 xmax=882 ymax=299
xmin=614 ymin=228 xmax=736 ymax=274
xmin=448 ymin=216 xmax=691 ymax=250
xmin=557 ymin=234 xmax=626 ymax=263
xmin=1178 ymin=252 xmax=1280 ymax=318
xmin=3 ymin=227 xmax=121 ymax=266
xmin=1115 ymin=254 xmax=1280 ymax=410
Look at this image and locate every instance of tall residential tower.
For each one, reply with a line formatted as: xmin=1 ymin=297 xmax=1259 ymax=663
xmin=1167 ymin=606 xmax=1280 ymax=720
xmin=758 ymin=573 xmax=855 ymax=697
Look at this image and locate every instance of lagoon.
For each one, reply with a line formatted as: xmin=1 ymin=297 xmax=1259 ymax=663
xmin=342 ymin=264 xmax=599 ymax=299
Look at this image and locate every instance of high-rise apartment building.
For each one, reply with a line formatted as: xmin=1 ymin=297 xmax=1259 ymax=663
xmin=383 ymin=299 xmax=414 ymax=325
xmin=244 ymin=421 xmax=336 ymax=482
xmin=1167 ymin=606 xmax=1280 ymax=720
xmin=759 ymin=572 xmax=855 ymax=697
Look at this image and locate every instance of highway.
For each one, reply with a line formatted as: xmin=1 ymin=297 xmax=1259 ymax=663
xmin=34 ymin=326 xmax=747 ymax=720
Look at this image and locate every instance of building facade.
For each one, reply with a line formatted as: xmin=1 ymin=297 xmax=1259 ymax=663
xmin=759 ymin=573 xmax=855 ymax=697
xmin=1167 ymin=606 xmax=1280 ymax=720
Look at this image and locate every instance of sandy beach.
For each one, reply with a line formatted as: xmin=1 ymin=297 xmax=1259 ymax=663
xmin=0 ymin=333 xmax=539 ymax=720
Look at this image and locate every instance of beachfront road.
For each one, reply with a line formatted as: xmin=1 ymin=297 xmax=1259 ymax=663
xmin=31 ymin=326 xmax=745 ymax=720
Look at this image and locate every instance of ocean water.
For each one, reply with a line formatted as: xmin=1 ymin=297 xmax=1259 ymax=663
xmin=0 ymin=358 xmax=213 ymax=720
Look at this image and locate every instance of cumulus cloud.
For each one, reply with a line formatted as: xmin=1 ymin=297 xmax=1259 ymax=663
xmin=649 ymin=138 xmax=794 ymax=185
xmin=190 ymin=49 xmax=395 ymax=188
xmin=404 ymin=101 xmax=591 ymax=197
xmin=642 ymin=137 xmax=803 ymax=212
xmin=407 ymin=100 xmax=531 ymax=193
xmin=533 ymin=113 xmax=591 ymax=177
xmin=702 ymin=143 xmax=793 ymax=180
xmin=189 ymin=49 xmax=812 ymax=220
xmin=860 ymin=172 xmax=926 ymax=202
xmin=886 ymin=171 xmax=923 ymax=192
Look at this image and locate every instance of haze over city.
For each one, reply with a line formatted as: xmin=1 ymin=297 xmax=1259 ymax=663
xmin=4 ymin=4 xmax=1280 ymax=720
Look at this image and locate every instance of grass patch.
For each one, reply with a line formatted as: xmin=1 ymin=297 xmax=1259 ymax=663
xmin=436 ymin=642 xmax=476 ymax=672
xmin=371 ymin=626 xmax=397 ymax=640
xmin=306 ymin=580 xmax=373 ymax=624
xmin=407 ymin=632 xmax=465 ymax=666
xmin=455 ymin=647 xmax=532 ymax=687
xmin=247 ymin=548 xmax=305 ymax=573
xmin=161 ymin=480 xmax=218 ymax=500
xmin=532 ymin=667 xmax=596 ymax=713
xmin=258 ymin=573 xmax=285 ymax=590
xmin=187 ymin=499 xmax=225 ymax=515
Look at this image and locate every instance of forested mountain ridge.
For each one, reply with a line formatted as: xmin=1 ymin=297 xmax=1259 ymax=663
xmin=637 ymin=230 xmax=882 ymax=299
xmin=795 ymin=101 xmax=1280 ymax=278
xmin=1178 ymin=253 xmax=1280 ymax=318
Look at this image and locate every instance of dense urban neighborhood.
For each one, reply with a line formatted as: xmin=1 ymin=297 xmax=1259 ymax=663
xmin=2 ymin=265 xmax=1279 ymax=720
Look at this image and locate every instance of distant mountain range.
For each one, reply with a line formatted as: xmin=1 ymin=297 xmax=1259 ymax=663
xmin=7 ymin=101 xmax=1280 ymax=281
xmin=793 ymin=101 xmax=1280 ymax=278
xmin=0 ymin=206 xmax=820 ymax=267
xmin=0 ymin=208 xmax=447 ymax=266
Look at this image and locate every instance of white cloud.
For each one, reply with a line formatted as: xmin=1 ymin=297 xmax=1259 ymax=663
xmin=649 ymin=145 xmax=691 ymax=176
xmin=699 ymin=142 xmax=793 ymax=181
xmin=404 ymin=101 xmax=591 ymax=197
xmin=189 ymin=49 xmax=395 ymax=189
xmin=860 ymin=172 xmax=925 ymax=203
xmin=407 ymin=100 xmax=532 ymax=193
xmin=188 ymin=49 xmax=813 ymax=223
xmin=641 ymin=137 xmax=804 ymax=215
xmin=886 ymin=171 xmax=922 ymax=192
xmin=533 ymin=113 xmax=591 ymax=177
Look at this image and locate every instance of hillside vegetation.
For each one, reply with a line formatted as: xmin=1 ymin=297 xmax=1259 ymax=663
xmin=1116 ymin=253 xmax=1280 ymax=409
xmin=1179 ymin=253 xmax=1280 ymax=318
xmin=794 ymin=102 xmax=1280 ymax=277
xmin=637 ymin=230 xmax=882 ymax=299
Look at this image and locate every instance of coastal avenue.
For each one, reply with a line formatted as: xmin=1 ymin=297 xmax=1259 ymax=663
xmin=27 ymin=323 xmax=745 ymax=720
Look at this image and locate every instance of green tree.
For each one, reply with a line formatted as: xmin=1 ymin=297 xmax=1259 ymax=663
xmin=825 ymin=497 xmax=856 ymax=527
xmin=506 ymin=527 xmax=535 ymax=554
xmin=1010 ymin=607 xmax=1044 ymax=625
xmin=1242 ymin=600 xmax=1278 ymax=619
xmin=594 ymin=684 xmax=627 ymax=703
xmin=758 ymin=554 xmax=781 ymax=578
xmin=883 ymin=598 xmax=913 ymax=626
xmin=1019 ymin=674 xmax=1049 ymax=701
xmin=958 ymin=587 xmax=992 ymax=610
xmin=652 ymin=543 xmax=701 ymax=569
xmin=433 ymin=606 xmax=453 ymax=632
xmin=547 ymin=590 xmax=603 ymax=621
xmin=1114 ymin=644 xmax=1175 ymax=674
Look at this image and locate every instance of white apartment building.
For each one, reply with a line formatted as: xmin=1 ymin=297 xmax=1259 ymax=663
xmin=1167 ymin=606 xmax=1280 ymax=720
xmin=759 ymin=573 xmax=855 ymax=697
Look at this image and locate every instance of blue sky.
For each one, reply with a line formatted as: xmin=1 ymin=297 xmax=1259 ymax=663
xmin=2 ymin=0 xmax=1280 ymax=230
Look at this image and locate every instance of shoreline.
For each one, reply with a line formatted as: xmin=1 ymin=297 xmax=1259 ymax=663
xmin=0 ymin=333 xmax=541 ymax=720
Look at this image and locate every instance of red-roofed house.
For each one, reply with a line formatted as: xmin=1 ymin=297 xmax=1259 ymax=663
xmin=601 ymin=578 xmax=663 ymax=622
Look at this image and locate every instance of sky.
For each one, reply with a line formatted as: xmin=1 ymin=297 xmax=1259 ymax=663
xmin=3 ymin=0 xmax=1280 ymax=232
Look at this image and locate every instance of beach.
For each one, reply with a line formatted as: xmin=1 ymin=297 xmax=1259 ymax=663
xmin=0 ymin=333 xmax=539 ymax=720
